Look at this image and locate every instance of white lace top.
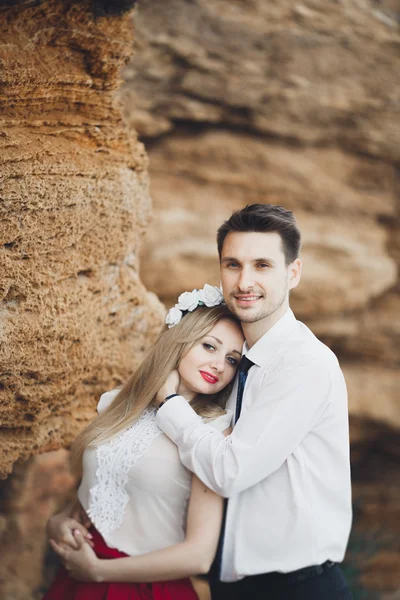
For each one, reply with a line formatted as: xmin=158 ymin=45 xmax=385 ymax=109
xmin=77 ymin=389 xmax=232 ymax=556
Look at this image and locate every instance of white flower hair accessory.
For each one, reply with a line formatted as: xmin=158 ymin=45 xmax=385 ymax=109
xmin=166 ymin=284 xmax=224 ymax=328
xmin=165 ymin=305 xmax=183 ymax=328
xmin=177 ymin=289 xmax=200 ymax=312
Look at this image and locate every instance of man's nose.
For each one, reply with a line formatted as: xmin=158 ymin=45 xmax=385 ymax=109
xmin=238 ymin=268 xmax=255 ymax=291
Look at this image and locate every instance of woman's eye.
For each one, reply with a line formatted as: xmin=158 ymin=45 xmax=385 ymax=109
xmin=227 ymin=357 xmax=238 ymax=367
xmin=203 ymin=343 xmax=215 ymax=351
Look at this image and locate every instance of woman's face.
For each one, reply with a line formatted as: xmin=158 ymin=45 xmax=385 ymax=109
xmin=177 ymin=319 xmax=244 ymax=400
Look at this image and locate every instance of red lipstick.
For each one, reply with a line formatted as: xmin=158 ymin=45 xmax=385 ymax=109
xmin=200 ymin=371 xmax=219 ymax=384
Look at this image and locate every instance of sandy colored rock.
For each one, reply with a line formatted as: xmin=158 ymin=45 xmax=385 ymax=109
xmin=140 ymin=132 xmax=397 ymax=313
xmin=122 ymin=0 xmax=399 ymax=316
xmin=128 ymin=0 xmax=400 ymax=459
xmin=343 ymin=364 xmax=400 ymax=429
xmin=310 ymin=293 xmax=400 ymax=367
xmin=348 ymin=417 xmax=400 ymax=597
xmin=122 ymin=3 xmax=400 ymax=597
xmin=121 ymin=0 xmax=400 ymax=161
xmin=294 ymin=213 xmax=396 ymax=316
xmin=0 ymin=450 xmax=76 ymax=600
xmin=1 ymin=0 xmax=399 ymax=598
xmin=0 ymin=0 xmax=164 ymax=480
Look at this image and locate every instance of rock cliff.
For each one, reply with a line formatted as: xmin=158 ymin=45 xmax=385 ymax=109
xmin=120 ymin=0 xmax=400 ymax=432
xmin=0 ymin=0 xmax=164 ymax=480
xmin=119 ymin=1 xmax=400 ymax=597
xmin=1 ymin=0 xmax=399 ymax=598
xmin=0 ymin=3 xmax=164 ymax=597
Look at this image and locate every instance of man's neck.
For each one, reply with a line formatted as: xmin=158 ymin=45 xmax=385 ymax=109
xmin=242 ymin=302 xmax=290 ymax=348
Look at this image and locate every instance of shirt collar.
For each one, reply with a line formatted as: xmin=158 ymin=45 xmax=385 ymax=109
xmin=243 ymin=308 xmax=298 ymax=367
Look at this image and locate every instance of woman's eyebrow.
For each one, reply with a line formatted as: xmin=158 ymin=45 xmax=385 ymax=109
xmin=207 ymin=336 xmax=242 ymax=356
xmin=208 ymin=335 xmax=222 ymax=345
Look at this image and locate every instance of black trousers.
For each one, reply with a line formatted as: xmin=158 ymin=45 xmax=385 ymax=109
xmin=210 ymin=563 xmax=353 ymax=600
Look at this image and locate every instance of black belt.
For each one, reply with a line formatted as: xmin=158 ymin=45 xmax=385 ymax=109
xmin=247 ymin=560 xmax=336 ymax=585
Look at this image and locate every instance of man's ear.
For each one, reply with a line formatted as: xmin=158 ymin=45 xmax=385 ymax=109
xmin=288 ymin=258 xmax=302 ymax=290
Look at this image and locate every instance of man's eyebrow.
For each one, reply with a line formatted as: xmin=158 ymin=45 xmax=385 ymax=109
xmin=254 ymin=257 xmax=275 ymax=264
xmin=221 ymin=256 xmax=239 ymax=263
xmin=207 ymin=336 xmax=242 ymax=356
xmin=221 ymin=256 xmax=276 ymax=265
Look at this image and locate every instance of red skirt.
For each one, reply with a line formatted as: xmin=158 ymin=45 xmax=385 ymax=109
xmin=43 ymin=527 xmax=199 ymax=600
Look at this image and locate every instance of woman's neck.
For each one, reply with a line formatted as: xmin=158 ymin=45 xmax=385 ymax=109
xmin=176 ymin=383 xmax=196 ymax=403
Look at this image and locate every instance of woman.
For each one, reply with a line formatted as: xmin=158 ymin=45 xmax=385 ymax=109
xmin=44 ymin=285 xmax=244 ymax=600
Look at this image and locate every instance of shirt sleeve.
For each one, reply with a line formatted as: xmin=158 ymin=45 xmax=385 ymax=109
xmin=156 ymin=355 xmax=336 ymax=497
xmin=207 ymin=409 xmax=233 ymax=432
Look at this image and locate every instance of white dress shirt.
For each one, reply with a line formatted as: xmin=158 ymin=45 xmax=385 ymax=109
xmin=156 ymin=309 xmax=352 ymax=582
xmin=78 ymin=389 xmax=232 ymax=556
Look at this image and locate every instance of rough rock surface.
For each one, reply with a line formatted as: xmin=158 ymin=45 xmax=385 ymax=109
xmin=118 ymin=1 xmax=400 ymax=597
xmin=1 ymin=2 xmax=165 ymax=598
xmin=0 ymin=0 xmax=164 ymax=481
xmin=0 ymin=451 xmax=76 ymax=600
xmin=1 ymin=0 xmax=399 ymax=598
xmin=347 ymin=418 xmax=400 ymax=598
xmin=119 ymin=0 xmax=400 ymax=432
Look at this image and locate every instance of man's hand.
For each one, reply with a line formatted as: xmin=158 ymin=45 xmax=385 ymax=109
xmin=155 ymin=370 xmax=180 ymax=407
xmin=47 ymin=513 xmax=94 ymax=550
xmin=50 ymin=530 xmax=101 ymax=582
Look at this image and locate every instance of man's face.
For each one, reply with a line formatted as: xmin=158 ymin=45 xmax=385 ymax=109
xmin=220 ymin=231 xmax=299 ymax=324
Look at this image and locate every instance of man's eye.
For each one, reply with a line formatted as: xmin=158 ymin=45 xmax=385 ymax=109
xmin=227 ymin=357 xmax=238 ymax=367
xmin=203 ymin=343 xmax=215 ymax=351
xmin=226 ymin=262 xmax=239 ymax=268
xmin=257 ymin=263 xmax=269 ymax=268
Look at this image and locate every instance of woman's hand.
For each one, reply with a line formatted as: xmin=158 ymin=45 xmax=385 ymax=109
xmin=155 ymin=370 xmax=180 ymax=407
xmin=47 ymin=513 xmax=94 ymax=550
xmin=50 ymin=530 xmax=102 ymax=582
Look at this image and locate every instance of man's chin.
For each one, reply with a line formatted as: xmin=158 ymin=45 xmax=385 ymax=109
xmin=236 ymin=313 xmax=265 ymax=324
xmin=228 ymin=305 xmax=266 ymax=324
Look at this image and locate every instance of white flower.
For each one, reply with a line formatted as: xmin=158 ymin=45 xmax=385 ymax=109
xmin=165 ymin=305 xmax=183 ymax=328
xmin=198 ymin=284 xmax=224 ymax=307
xmin=176 ymin=289 xmax=200 ymax=312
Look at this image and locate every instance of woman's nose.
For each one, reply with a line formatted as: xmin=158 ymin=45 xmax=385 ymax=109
xmin=211 ymin=357 xmax=225 ymax=373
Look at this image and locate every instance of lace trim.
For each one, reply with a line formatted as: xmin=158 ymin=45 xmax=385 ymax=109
xmin=87 ymin=406 xmax=162 ymax=536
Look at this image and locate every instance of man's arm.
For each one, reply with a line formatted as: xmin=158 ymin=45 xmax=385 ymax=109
xmin=156 ymin=355 xmax=336 ymax=497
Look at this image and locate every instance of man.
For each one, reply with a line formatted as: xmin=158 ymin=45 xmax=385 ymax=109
xmin=155 ymin=204 xmax=353 ymax=599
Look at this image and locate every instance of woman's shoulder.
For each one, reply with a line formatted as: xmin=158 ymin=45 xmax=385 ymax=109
xmin=203 ymin=408 xmax=233 ymax=432
xmin=97 ymin=389 xmax=120 ymax=414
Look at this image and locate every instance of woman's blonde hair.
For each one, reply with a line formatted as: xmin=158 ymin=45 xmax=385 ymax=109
xmin=71 ymin=305 xmax=241 ymax=476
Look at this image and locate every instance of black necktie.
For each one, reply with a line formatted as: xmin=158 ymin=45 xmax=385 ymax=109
xmin=210 ymin=355 xmax=255 ymax=581
xmin=234 ymin=355 xmax=255 ymax=423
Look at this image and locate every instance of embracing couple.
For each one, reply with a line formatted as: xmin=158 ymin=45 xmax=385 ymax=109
xmin=45 ymin=204 xmax=353 ymax=600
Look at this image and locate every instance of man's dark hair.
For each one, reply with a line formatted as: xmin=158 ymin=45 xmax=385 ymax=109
xmin=217 ymin=204 xmax=301 ymax=265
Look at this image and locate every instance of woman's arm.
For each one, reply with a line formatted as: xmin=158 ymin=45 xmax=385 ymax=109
xmin=47 ymin=496 xmax=93 ymax=550
xmin=100 ymin=472 xmax=223 ymax=582
xmin=51 ymin=428 xmax=232 ymax=583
